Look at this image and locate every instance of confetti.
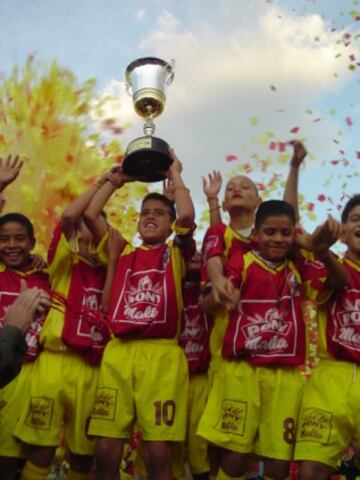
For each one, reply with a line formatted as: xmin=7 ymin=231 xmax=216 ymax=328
xmin=317 ymin=194 xmax=326 ymax=201
xmin=226 ymin=154 xmax=237 ymax=162
xmin=290 ymin=127 xmax=300 ymax=133
xmin=270 ymin=85 xmax=277 ymax=91
xmin=345 ymin=116 xmax=353 ymax=126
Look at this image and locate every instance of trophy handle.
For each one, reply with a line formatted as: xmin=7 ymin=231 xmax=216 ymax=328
xmin=165 ymin=58 xmax=176 ymax=86
xmin=125 ymin=82 xmax=132 ymax=97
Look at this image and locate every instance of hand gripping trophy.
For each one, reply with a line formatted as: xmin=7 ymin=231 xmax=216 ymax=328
xmin=122 ymin=57 xmax=175 ymax=182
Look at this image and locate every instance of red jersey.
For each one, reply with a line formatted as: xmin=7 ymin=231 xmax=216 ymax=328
xmin=223 ymin=250 xmax=327 ymax=365
xmin=0 ymin=265 xmax=49 ymax=362
xmin=107 ymin=225 xmax=195 ymax=339
xmin=324 ymin=258 xmax=360 ymax=363
xmin=179 ymin=283 xmax=212 ymax=376
xmin=42 ymin=223 xmax=107 ymax=363
xmin=201 ymin=222 xmax=256 ymax=281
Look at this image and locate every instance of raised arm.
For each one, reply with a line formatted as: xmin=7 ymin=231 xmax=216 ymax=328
xmin=0 ymin=155 xmax=24 ymax=213
xmin=167 ymin=148 xmax=195 ymax=228
xmin=283 ymin=141 xmax=307 ymax=224
xmin=84 ymin=166 xmax=133 ymax=246
xmin=202 ymin=170 xmax=222 ymax=226
xmin=311 ymin=216 xmax=348 ymax=289
xmin=102 ymin=228 xmax=123 ymax=313
xmin=61 ymin=171 xmax=111 ymax=240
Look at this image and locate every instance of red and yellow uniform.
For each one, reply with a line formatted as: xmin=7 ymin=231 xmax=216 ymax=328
xmin=89 ymin=223 xmax=195 ymax=442
xmin=0 ymin=266 xmax=49 ymax=457
xmin=201 ymin=222 xmax=256 ymax=376
xmin=198 ymin=250 xmax=327 ymax=461
xmin=14 ymin=223 xmax=106 ymax=455
xmin=295 ymin=257 xmax=360 ymax=468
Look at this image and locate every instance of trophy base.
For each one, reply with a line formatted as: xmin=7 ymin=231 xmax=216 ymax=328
xmin=123 ymin=136 xmax=172 ymax=182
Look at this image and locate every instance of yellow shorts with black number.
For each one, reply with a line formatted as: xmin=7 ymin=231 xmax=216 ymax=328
xmin=88 ymin=338 xmax=189 ymax=442
xmin=14 ymin=350 xmax=99 ymax=455
xmin=0 ymin=363 xmax=33 ymax=458
xmin=295 ymin=359 xmax=360 ymax=468
xmin=197 ymin=359 xmax=304 ymax=461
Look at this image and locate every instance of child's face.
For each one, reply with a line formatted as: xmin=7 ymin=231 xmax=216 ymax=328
xmin=341 ymin=204 xmax=360 ymax=255
xmin=253 ymin=215 xmax=295 ymax=262
xmin=0 ymin=221 xmax=35 ymax=268
xmin=223 ymin=176 xmax=260 ymax=214
xmin=138 ymin=199 xmax=172 ymax=245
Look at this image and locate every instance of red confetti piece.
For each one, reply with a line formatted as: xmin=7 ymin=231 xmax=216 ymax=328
xmin=331 ymin=160 xmax=339 ymax=165
xmin=278 ymin=142 xmax=286 ymax=152
xmin=290 ymin=127 xmax=300 ymax=133
xmin=226 ymin=154 xmax=237 ymax=162
xmin=307 ymin=203 xmax=315 ymax=212
xmin=317 ymin=194 xmax=326 ymax=202
xmin=356 ymin=151 xmax=360 ymax=159
xmin=356 ymin=16 xmax=360 ymax=21
xmin=269 ymin=142 xmax=277 ymax=150
xmin=257 ymin=183 xmax=266 ymax=191
xmin=346 ymin=117 xmax=353 ymax=126
xmin=349 ymin=54 xmax=356 ymax=61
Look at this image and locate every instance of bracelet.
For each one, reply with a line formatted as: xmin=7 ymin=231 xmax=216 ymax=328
xmin=209 ymin=205 xmax=221 ymax=212
xmin=173 ymin=185 xmax=190 ymax=193
xmin=207 ymin=196 xmax=219 ymax=202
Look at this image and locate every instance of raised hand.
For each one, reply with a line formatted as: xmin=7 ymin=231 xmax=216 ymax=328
xmin=0 ymin=154 xmax=24 ymax=190
xmin=311 ymin=216 xmax=341 ymax=258
xmin=162 ymin=179 xmax=175 ymax=203
xmin=202 ymin=170 xmax=222 ymax=200
xmin=289 ymin=141 xmax=307 ymax=167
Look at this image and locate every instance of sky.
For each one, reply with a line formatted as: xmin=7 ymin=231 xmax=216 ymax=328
xmin=1 ymin=0 xmax=360 ymax=231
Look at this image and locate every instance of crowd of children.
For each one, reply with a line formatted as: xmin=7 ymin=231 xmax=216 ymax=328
xmin=0 ymin=142 xmax=360 ymax=480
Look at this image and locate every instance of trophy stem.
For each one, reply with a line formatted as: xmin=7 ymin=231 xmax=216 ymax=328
xmin=143 ymin=118 xmax=156 ymax=136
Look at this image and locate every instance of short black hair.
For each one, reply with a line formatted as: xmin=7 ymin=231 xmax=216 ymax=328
xmin=255 ymin=200 xmax=296 ymax=229
xmin=341 ymin=195 xmax=360 ymax=223
xmin=141 ymin=193 xmax=176 ymax=223
xmin=0 ymin=213 xmax=35 ymax=240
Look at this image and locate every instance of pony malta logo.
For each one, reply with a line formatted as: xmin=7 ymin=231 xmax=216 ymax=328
xmin=123 ymin=274 xmax=164 ymax=323
xmin=242 ymin=308 xmax=290 ymax=352
xmin=333 ymin=295 xmax=360 ymax=350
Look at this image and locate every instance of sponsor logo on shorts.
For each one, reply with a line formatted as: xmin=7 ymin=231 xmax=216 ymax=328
xmin=25 ymin=397 xmax=54 ymax=430
xmin=296 ymin=407 xmax=332 ymax=444
xmin=213 ymin=399 xmax=247 ymax=436
xmin=91 ymin=388 xmax=117 ymax=421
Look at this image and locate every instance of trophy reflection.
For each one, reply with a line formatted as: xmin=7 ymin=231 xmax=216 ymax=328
xmin=123 ymin=57 xmax=175 ymax=182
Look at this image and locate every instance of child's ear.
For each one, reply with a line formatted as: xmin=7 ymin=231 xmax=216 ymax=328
xmin=339 ymin=224 xmax=347 ymax=244
xmin=250 ymin=228 xmax=257 ymax=242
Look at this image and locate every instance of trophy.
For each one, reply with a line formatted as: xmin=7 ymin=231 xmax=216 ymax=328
xmin=123 ymin=57 xmax=175 ymax=182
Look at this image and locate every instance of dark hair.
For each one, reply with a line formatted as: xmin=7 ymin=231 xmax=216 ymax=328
xmin=0 ymin=213 xmax=35 ymax=240
xmin=341 ymin=195 xmax=360 ymax=223
xmin=141 ymin=193 xmax=176 ymax=223
xmin=255 ymin=200 xmax=296 ymax=229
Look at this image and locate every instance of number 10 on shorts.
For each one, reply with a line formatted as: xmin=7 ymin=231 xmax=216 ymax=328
xmin=154 ymin=400 xmax=176 ymax=426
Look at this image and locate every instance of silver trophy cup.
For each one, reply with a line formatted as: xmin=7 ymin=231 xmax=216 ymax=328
xmin=123 ymin=57 xmax=175 ymax=182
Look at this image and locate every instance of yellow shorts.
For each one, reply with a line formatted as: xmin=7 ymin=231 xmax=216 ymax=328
xmin=14 ymin=350 xmax=99 ymax=455
xmin=0 ymin=363 xmax=33 ymax=458
xmin=89 ymin=338 xmax=189 ymax=442
xmin=187 ymin=374 xmax=210 ymax=474
xmin=295 ymin=359 xmax=360 ymax=468
xmin=197 ymin=359 xmax=304 ymax=461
